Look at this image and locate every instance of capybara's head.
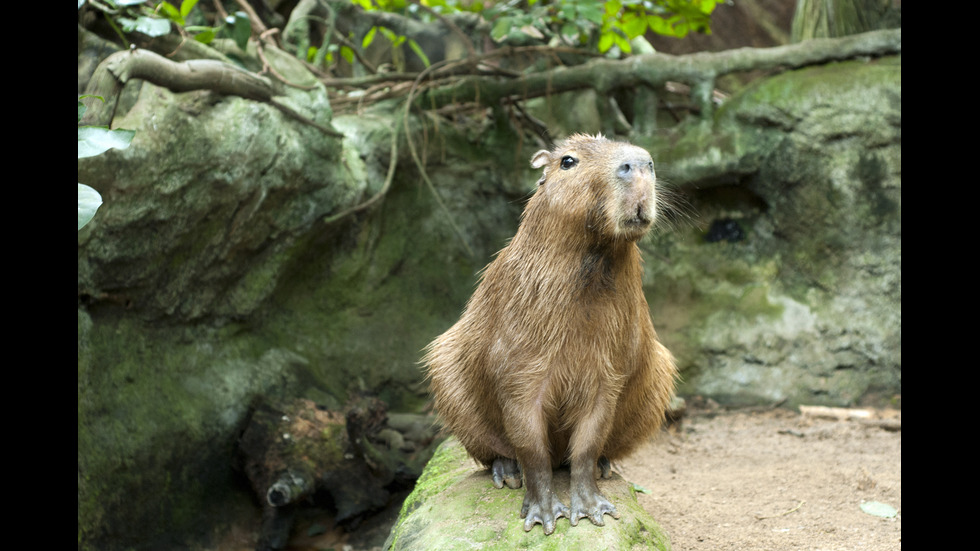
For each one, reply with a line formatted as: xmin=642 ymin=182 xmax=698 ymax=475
xmin=530 ymin=134 xmax=658 ymax=242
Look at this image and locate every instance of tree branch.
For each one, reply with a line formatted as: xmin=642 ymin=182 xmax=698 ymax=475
xmin=414 ymin=28 xmax=901 ymax=113
xmin=80 ymin=48 xmax=342 ymax=137
xmin=81 ymin=48 xmax=274 ymax=126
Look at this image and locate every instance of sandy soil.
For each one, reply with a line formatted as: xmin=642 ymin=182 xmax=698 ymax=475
xmin=619 ymin=403 xmax=902 ymax=551
xmin=212 ymin=403 xmax=901 ymax=551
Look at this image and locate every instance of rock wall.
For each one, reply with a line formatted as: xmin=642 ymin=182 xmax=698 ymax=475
xmin=77 ymin=77 xmax=528 ymax=548
xmin=640 ymin=57 xmax=901 ymax=407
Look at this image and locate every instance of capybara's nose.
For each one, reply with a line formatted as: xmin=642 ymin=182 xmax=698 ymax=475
xmin=617 ymin=158 xmax=655 ymax=182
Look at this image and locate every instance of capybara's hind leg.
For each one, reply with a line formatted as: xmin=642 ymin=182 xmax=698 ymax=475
xmin=491 ymin=457 xmax=522 ymax=489
xmin=598 ymin=455 xmax=611 ymax=479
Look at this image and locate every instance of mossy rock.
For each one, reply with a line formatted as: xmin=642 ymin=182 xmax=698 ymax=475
xmin=385 ymin=439 xmax=671 ymax=550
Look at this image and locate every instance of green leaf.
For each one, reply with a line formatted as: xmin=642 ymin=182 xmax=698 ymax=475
xmin=560 ymin=3 xmax=577 ymax=20
xmin=306 ymin=46 xmax=318 ymax=63
xmin=597 ymin=31 xmax=614 ymax=53
xmin=362 ymin=26 xmax=378 ymax=49
xmin=78 ymin=184 xmax=103 ymax=230
xmin=226 ymin=11 xmax=251 ymax=50
xmin=560 ymin=22 xmax=579 ymax=40
xmin=630 ymin=482 xmax=651 ymax=494
xmin=613 ymin=32 xmax=632 ymax=53
xmin=180 ymin=0 xmax=198 ymax=18
xmin=859 ymin=501 xmax=897 ymax=518
xmin=647 ymin=15 xmax=671 ymax=35
xmin=379 ymin=26 xmax=397 ymax=42
xmin=340 ymin=45 xmax=354 ymax=64
xmin=78 ymin=126 xmax=135 ymax=159
xmin=673 ymin=20 xmax=689 ymax=38
xmin=490 ymin=18 xmax=512 ymax=41
xmin=119 ymin=16 xmax=173 ymax=37
xmin=604 ymin=0 xmax=622 ymax=18
xmin=577 ymin=1 xmax=604 ymax=25
xmin=407 ymin=39 xmax=430 ymax=68
xmin=621 ymin=12 xmax=648 ymax=38
xmin=379 ymin=27 xmax=406 ymax=47
xmin=189 ymin=26 xmax=215 ymax=44
xmin=157 ymin=1 xmax=182 ymax=25
xmin=698 ymin=0 xmax=718 ymax=14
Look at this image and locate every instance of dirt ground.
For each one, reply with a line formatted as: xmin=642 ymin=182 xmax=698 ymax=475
xmin=618 ymin=403 xmax=902 ymax=551
xmin=213 ymin=402 xmax=901 ymax=551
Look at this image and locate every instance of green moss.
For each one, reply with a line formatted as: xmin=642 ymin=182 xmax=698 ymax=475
xmin=387 ymin=439 xmax=670 ymax=550
xmin=719 ymin=58 xmax=901 ymax=126
xmin=77 ymin=309 xmax=302 ymax=550
xmin=317 ymin=424 xmax=349 ymax=463
xmin=736 ymin=285 xmax=785 ymax=319
xmin=394 ymin=437 xmax=464 ymax=520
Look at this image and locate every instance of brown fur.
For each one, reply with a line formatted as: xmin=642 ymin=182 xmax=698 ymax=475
xmin=423 ymin=134 xmax=677 ymax=533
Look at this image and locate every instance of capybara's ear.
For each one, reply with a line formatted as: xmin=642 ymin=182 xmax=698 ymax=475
xmin=531 ymin=150 xmax=551 ymax=169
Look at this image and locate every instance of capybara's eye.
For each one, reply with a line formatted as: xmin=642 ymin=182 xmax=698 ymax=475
xmin=560 ymin=155 xmax=578 ymax=170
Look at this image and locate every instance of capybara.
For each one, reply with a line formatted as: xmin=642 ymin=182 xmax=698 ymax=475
xmin=423 ymin=134 xmax=677 ymax=535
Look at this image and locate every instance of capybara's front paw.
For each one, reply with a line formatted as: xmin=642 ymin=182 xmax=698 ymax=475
xmin=521 ymin=492 xmax=570 ymax=535
xmin=569 ymin=488 xmax=620 ymax=527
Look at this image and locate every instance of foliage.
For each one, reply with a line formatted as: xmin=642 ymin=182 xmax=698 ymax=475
xmin=81 ymin=0 xmax=252 ymax=50
xmin=81 ymin=0 xmax=715 ymax=86
xmin=78 ymin=97 xmax=135 ymax=230
xmin=355 ymin=0 xmax=717 ymax=56
xmin=360 ymin=21 xmax=432 ymax=68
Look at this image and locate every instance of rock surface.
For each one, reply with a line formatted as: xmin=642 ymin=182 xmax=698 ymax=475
xmin=385 ymin=438 xmax=671 ymax=551
xmin=640 ymin=57 xmax=901 ymax=407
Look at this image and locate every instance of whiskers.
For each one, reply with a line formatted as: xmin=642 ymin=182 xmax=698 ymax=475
xmin=652 ymin=177 xmax=700 ymax=235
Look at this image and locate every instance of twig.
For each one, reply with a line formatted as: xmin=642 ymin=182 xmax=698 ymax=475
xmin=234 ymin=0 xmax=269 ymax=37
xmin=332 ymin=29 xmax=379 ymax=74
xmin=256 ymin=29 xmax=319 ymax=90
xmin=755 ymin=500 xmax=805 ymax=520
xmin=322 ymin=45 xmax=592 ymax=94
xmin=401 ymin=59 xmax=475 ymax=258
xmin=268 ymin=99 xmax=344 ymax=137
xmin=407 ymin=0 xmax=475 ymax=58
xmin=211 ymin=0 xmax=228 ymax=21
xmin=323 ymin=126 xmax=399 ymax=224
xmin=799 ymin=405 xmax=872 ymax=421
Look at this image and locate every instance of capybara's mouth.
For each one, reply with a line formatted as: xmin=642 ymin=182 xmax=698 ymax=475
xmin=623 ymin=213 xmax=652 ymax=228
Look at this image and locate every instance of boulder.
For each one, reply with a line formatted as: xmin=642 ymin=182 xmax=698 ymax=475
xmin=385 ymin=438 xmax=671 ymax=550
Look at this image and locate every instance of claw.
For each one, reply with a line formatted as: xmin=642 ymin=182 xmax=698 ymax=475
xmin=521 ymin=492 xmax=569 ymax=535
xmin=491 ymin=457 xmax=522 ymax=489
xmin=570 ymin=486 xmax=619 ymax=527
xmin=598 ymin=456 xmax=612 ymax=479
